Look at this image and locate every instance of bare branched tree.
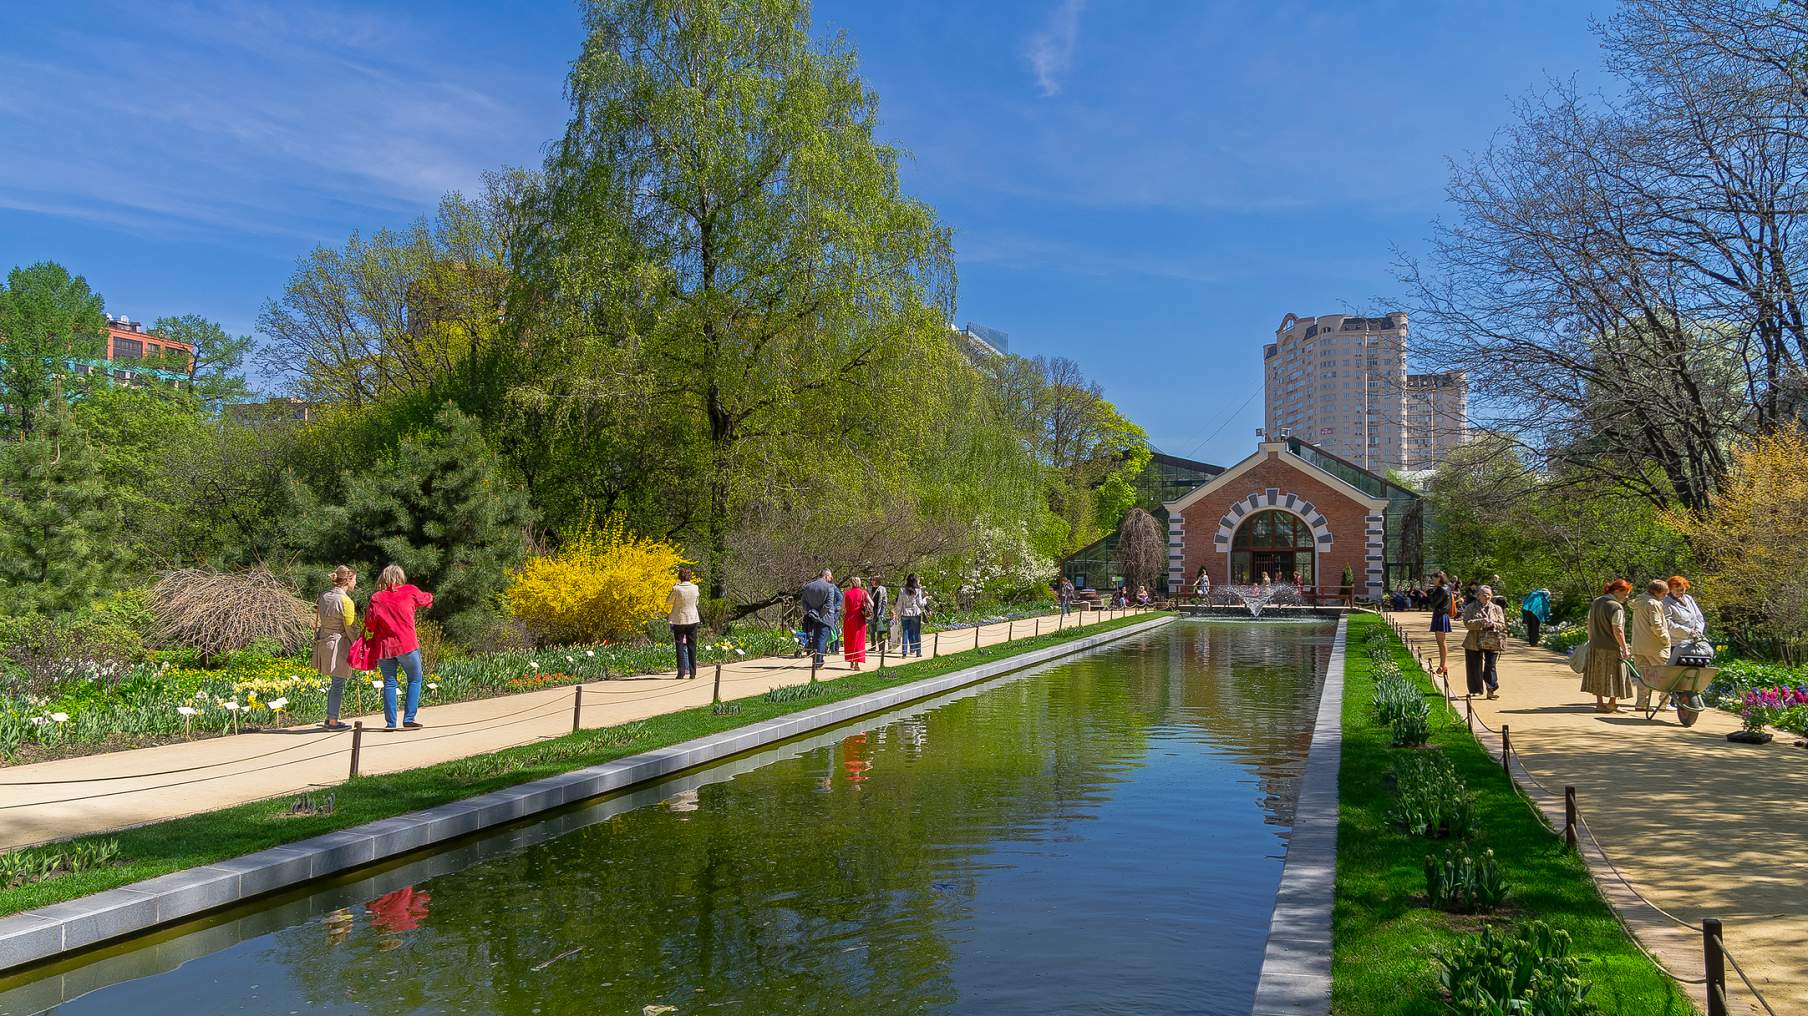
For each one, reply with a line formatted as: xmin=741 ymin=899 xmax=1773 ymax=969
xmin=1402 ymin=0 xmax=1808 ymax=511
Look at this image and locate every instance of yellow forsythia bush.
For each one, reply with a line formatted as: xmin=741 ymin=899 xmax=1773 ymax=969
xmin=505 ymin=518 xmax=691 ymax=644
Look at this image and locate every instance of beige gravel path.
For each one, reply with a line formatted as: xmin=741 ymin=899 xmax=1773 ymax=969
xmin=1386 ymin=610 xmax=1805 ymax=1016
xmin=0 ymin=609 xmax=1136 ymax=852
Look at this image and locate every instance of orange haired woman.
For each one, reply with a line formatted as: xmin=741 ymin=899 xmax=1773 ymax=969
xmin=1582 ymin=578 xmax=1635 ymax=713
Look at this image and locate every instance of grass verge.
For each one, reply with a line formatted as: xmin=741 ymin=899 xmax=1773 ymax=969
xmin=1332 ymin=613 xmax=1685 ymax=1015
xmin=0 ymin=611 xmax=1167 ymax=920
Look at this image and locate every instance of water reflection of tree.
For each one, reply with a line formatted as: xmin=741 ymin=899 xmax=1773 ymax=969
xmin=268 ymin=660 xmax=1166 ymax=1015
xmin=263 ymin=625 xmax=1332 ymax=1012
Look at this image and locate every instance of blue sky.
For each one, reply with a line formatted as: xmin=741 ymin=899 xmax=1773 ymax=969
xmin=0 ymin=0 xmax=1615 ymax=466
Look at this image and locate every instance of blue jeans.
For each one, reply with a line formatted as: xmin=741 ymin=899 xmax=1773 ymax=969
xmin=902 ymin=616 xmax=923 ymax=656
xmin=803 ymin=619 xmax=831 ymax=665
xmin=379 ymin=650 xmax=424 ymax=727
xmin=672 ymin=624 xmax=698 ymax=677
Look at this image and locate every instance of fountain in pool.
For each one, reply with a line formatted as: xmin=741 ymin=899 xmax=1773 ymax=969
xmin=1226 ymin=583 xmax=1284 ymax=617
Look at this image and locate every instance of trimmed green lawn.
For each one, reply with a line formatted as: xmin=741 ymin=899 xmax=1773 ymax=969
xmin=1332 ymin=613 xmax=1686 ymax=1015
xmin=0 ymin=611 xmax=1166 ymax=919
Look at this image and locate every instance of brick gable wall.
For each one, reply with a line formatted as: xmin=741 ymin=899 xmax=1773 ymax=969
xmin=1171 ymin=451 xmax=1383 ymax=596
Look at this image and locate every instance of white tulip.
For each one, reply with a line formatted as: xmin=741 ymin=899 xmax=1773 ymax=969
xmin=585 ymin=650 xmax=595 ymax=658
xmin=50 ymin=712 xmax=69 ymax=723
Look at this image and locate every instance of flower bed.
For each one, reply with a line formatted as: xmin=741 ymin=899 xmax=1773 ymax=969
xmin=0 ymin=628 xmax=794 ymax=763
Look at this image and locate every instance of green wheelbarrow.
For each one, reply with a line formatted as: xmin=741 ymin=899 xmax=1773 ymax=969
xmin=1624 ymin=660 xmax=1716 ymax=726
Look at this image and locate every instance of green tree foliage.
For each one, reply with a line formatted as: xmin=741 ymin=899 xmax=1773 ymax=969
xmin=0 ymin=262 xmax=106 ymax=436
xmin=529 ymin=0 xmax=956 ymax=598
xmin=0 ymin=397 xmax=122 ymax=613
xmin=301 ymin=405 xmax=532 ymax=642
xmin=1424 ymin=436 xmax=1690 ymax=619
xmin=147 ymin=314 xmax=254 ymax=405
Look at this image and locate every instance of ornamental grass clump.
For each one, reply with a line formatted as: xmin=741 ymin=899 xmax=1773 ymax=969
xmin=505 ymin=517 xmax=690 ymax=645
xmin=150 ymin=568 xmax=311 ymax=664
xmin=0 ymin=838 xmax=121 ymax=890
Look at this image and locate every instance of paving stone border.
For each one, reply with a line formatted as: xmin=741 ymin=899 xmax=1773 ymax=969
xmin=1250 ymin=615 xmax=1347 ymax=1015
xmin=0 ymin=614 xmax=1175 ymax=975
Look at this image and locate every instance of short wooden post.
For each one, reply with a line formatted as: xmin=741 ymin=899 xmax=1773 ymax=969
xmin=811 ymin=657 xmax=820 ymax=682
xmin=879 ymin=640 xmax=887 ymax=670
xmin=1034 ymin=616 xmax=1040 ymax=638
xmin=975 ymin=624 xmax=981 ymax=651
xmin=1007 ymin=619 xmax=1014 ymax=642
xmin=1501 ymin=724 xmax=1511 ymax=776
xmin=1703 ymin=918 xmax=1728 ymax=1016
xmin=934 ymin=631 xmax=941 ymax=656
xmin=348 ymin=721 xmax=363 ymax=779
xmin=1564 ymin=786 xmax=1578 ymax=850
xmin=1466 ymin=697 xmax=1474 ymax=731
xmin=712 ymin=663 xmax=723 ymax=704
xmin=572 ymin=684 xmax=584 ymax=733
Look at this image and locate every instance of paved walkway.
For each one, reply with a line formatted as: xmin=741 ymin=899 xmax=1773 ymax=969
xmin=1386 ymin=610 xmax=1807 ymax=1015
xmin=0 ymin=609 xmax=1140 ymax=852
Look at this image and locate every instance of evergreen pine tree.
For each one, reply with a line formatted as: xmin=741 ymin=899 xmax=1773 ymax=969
xmin=311 ymin=404 xmax=532 ymax=642
xmin=0 ymin=395 xmax=122 ymax=613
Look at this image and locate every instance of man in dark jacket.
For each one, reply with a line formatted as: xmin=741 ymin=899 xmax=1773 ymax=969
xmin=800 ymin=569 xmax=837 ymax=667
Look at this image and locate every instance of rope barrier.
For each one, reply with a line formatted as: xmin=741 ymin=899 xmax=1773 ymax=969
xmin=1721 ymin=939 xmax=1780 ymax=1016
xmin=0 ymin=730 xmax=343 ymax=785
xmin=1371 ymin=622 xmax=1785 ymax=1010
xmin=0 ymin=739 xmax=358 ymax=811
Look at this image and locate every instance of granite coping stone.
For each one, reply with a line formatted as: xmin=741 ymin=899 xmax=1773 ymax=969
xmin=1250 ymin=615 xmax=1347 ymax=1015
xmin=0 ymin=614 xmax=1173 ymax=974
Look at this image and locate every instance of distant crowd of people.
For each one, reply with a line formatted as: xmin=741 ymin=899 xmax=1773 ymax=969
xmin=1396 ymin=571 xmax=1711 ymax=714
xmin=790 ymin=569 xmax=930 ymax=669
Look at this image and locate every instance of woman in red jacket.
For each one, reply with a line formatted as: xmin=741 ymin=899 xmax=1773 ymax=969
xmin=365 ymin=564 xmax=434 ymax=730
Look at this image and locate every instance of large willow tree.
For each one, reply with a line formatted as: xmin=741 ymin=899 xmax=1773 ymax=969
xmin=526 ymin=0 xmax=957 ymax=599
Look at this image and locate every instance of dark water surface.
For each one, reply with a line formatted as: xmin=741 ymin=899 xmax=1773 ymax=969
xmin=2 ymin=619 xmax=1336 ymax=1016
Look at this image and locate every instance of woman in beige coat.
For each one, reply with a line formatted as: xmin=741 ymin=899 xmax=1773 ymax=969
xmin=1460 ymin=584 xmax=1506 ymax=700
xmin=314 ymin=566 xmax=358 ymax=730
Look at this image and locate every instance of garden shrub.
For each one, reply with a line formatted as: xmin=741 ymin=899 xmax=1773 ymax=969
xmin=0 ymin=611 xmax=144 ymax=696
xmin=1425 ymin=846 xmax=1509 ymax=913
xmin=1438 ymin=921 xmax=1596 ymax=1015
xmin=149 ymin=568 xmax=311 ymax=663
xmin=506 ymin=517 xmax=690 ymax=645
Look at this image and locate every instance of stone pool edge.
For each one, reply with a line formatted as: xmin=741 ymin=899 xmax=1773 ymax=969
xmin=0 ymin=614 xmax=1176 ymax=975
xmin=1250 ymin=614 xmax=1347 ymax=1016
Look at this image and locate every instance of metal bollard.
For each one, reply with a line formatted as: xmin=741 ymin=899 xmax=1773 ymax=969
xmin=1564 ymin=786 xmax=1578 ymax=850
xmin=348 ymin=721 xmax=363 ymax=779
xmin=1703 ymin=918 xmax=1728 ymax=1016
xmin=712 ymin=662 xmax=723 ymax=704
xmin=572 ymin=684 xmax=584 ymax=733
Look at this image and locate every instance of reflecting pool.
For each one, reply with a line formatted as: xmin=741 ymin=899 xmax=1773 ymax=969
xmin=0 ymin=619 xmax=1337 ymax=1016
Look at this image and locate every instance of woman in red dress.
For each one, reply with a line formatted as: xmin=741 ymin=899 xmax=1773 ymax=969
xmin=842 ymin=577 xmax=869 ymax=670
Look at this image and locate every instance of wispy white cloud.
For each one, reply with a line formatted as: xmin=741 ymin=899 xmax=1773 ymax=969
xmin=1025 ymin=0 xmax=1086 ymax=97
xmin=0 ymin=1 xmax=558 ymax=245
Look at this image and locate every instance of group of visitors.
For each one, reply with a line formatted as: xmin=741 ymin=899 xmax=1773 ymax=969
xmin=794 ymin=569 xmax=929 ymax=669
xmin=1407 ymin=570 xmax=1713 ymax=715
xmin=313 ymin=565 xmax=436 ymax=732
xmin=1418 ymin=571 xmax=1512 ymax=699
xmin=1578 ymin=576 xmax=1710 ymax=714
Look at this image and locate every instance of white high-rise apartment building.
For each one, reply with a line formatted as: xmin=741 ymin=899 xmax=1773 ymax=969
xmin=1263 ymin=312 xmax=1408 ymax=473
xmin=1402 ymin=370 xmax=1469 ymax=472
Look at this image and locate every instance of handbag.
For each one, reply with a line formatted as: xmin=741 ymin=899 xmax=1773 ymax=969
xmin=347 ymin=636 xmax=377 ymax=672
xmin=1479 ymin=627 xmax=1505 ymax=653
